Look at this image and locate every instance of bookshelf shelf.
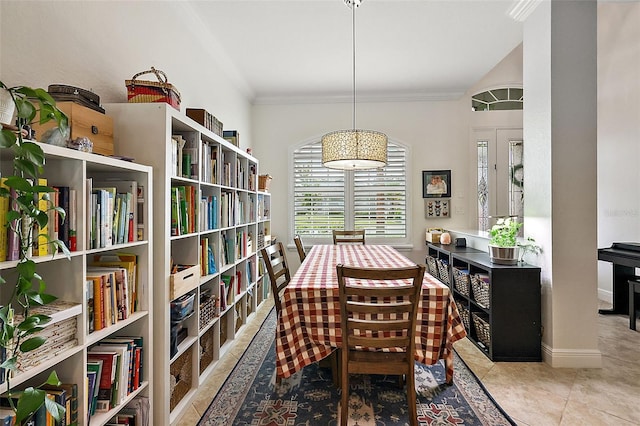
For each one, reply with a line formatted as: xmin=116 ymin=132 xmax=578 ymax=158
xmin=0 ymin=142 xmax=153 ymax=425
xmin=105 ymin=103 xmax=271 ymax=425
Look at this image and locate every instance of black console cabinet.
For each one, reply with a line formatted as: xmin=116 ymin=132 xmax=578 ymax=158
xmin=426 ymin=243 xmax=542 ymax=361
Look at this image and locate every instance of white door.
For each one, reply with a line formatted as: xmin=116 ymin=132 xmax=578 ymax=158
xmin=473 ymin=128 xmax=524 ymax=231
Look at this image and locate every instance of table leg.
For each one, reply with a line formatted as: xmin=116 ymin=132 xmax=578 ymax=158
xmin=599 ymin=264 xmax=633 ymax=315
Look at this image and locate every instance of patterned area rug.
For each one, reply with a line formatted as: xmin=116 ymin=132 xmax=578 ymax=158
xmin=198 ymin=309 xmax=515 ymax=426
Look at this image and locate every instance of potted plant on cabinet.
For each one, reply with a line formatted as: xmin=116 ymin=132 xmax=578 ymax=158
xmin=488 ymin=216 xmax=541 ymax=265
xmin=0 ymin=81 xmax=69 ymax=424
xmin=488 ymin=216 xmax=522 ymax=265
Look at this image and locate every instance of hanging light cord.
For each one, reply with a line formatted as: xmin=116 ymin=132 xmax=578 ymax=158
xmin=352 ymin=1 xmax=356 ymax=131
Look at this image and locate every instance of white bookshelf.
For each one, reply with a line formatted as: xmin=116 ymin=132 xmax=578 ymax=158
xmin=104 ymin=103 xmax=271 ymax=425
xmin=0 ymin=142 xmax=153 ymax=425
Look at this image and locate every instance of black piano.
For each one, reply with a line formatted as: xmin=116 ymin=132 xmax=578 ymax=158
xmin=598 ymin=242 xmax=640 ymax=315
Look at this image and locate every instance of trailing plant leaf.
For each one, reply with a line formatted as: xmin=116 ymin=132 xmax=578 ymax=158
xmin=0 ymin=82 xmax=69 ymax=422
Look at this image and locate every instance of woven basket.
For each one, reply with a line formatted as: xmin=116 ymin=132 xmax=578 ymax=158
xmin=169 ymin=345 xmax=193 ymax=411
xmin=452 ymin=267 xmax=470 ymax=296
xmin=471 ymin=274 xmax=490 ymax=308
xmin=436 ymin=258 xmax=450 ymax=285
xmin=199 ymin=294 xmax=217 ymax=330
xmin=472 ymin=312 xmax=491 ymax=348
xmin=258 ymin=175 xmax=272 ymax=192
xmin=426 ymin=256 xmax=439 ymax=279
xmin=455 ymin=300 xmax=470 ymax=331
xmin=199 ymin=331 xmax=214 ymax=372
xmin=126 ymin=67 xmax=181 ymax=110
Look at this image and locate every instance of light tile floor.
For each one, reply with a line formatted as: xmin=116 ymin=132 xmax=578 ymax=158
xmin=177 ymin=300 xmax=640 ymax=425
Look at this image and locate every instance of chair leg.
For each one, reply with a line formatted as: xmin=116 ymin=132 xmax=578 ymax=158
xmin=407 ymin=367 xmax=418 ymax=426
xmin=340 ymin=374 xmax=349 ymax=425
xmin=630 ymin=280 xmax=637 ymax=331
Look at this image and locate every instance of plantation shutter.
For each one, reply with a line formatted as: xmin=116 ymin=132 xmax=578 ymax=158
xmin=354 ymin=142 xmax=407 ymax=237
xmin=293 ymin=141 xmax=345 ymax=236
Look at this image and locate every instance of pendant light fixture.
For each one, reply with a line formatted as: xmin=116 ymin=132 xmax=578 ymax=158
xmin=321 ymin=0 xmax=388 ymax=170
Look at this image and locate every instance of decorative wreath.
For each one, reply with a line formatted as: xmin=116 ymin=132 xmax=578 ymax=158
xmin=510 ymin=163 xmax=524 ymax=188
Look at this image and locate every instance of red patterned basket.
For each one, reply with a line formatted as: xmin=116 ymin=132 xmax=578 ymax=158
xmin=126 ymin=67 xmax=181 ymax=110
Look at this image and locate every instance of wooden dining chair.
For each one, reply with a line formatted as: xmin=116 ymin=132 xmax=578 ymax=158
xmin=332 ymin=229 xmax=365 ymax=245
xmin=259 ymin=242 xmax=291 ymax=315
xmin=336 ymin=263 xmax=425 ymax=426
xmin=293 ymin=234 xmax=306 ymax=262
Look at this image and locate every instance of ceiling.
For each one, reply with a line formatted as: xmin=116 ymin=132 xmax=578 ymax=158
xmin=184 ymin=0 xmax=526 ymax=104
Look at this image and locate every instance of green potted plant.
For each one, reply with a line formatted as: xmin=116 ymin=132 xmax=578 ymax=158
xmin=488 ymin=216 xmax=542 ymax=265
xmin=0 ymin=81 xmax=69 ymax=424
xmin=488 ymin=216 xmax=522 ymax=265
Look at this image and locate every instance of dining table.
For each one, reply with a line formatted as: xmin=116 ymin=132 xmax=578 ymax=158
xmin=275 ymin=244 xmax=467 ymax=384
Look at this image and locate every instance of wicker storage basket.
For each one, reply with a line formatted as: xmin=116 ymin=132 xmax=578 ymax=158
xmin=126 ymin=67 xmax=181 ymax=110
xmin=170 ymin=345 xmax=193 ymax=411
xmin=455 ymin=300 xmax=470 ymax=331
xmin=199 ymin=294 xmax=217 ymax=330
xmin=472 ymin=311 xmax=491 ymax=348
xmin=436 ymin=258 xmax=450 ymax=285
xmin=199 ymin=331 xmax=214 ymax=372
xmin=426 ymin=256 xmax=439 ymax=279
xmin=471 ymin=274 xmax=491 ymax=308
xmin=452 ymin=267 xmax=470 ymax=296
xmin=258 ymin=175 xmax=272 ymax=192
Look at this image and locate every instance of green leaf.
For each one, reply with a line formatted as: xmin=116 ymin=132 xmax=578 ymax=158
xmin=17 ymin=314 xmax=50 ymax=331
xmin=0 ymin=129 xmax=17 ymax=148
xmin=35 ymin=210 xmax=48 ymax=229
xmin=20 ymin=336 xmax=46 ymax=352
xmin=45 ymin=370 xmax=61 ymax=385
xmin=44 ymin=396 xmax=66 ymax=422
xmin=15 ymin=387 xmax=45 ymax=424
xmin=0 ymin=357 xmax=17 ymax=371
xmin=17 ymin=259 xmax=36 ymax=280
xmin=4 ymin=176 xmax=32 ymax=192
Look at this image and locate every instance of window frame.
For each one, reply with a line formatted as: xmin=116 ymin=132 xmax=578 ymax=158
xmin=288 ymin=135 xmax=412 ymax=247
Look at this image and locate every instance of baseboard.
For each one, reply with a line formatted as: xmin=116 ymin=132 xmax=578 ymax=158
xmin=542 ymin=342 xmax=602 ymax=368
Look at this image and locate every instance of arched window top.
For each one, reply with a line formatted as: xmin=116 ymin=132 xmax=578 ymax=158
xmin=472 ymin=87 xmax=523 ymax=111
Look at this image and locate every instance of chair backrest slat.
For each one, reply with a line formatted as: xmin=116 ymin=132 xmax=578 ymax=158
xmin=294 ymin=234 xmax=306 ymax=262
xmin=332 ymin=229 xmax=365 ymax=245
xmin=260 ymin=242 xmax=291 ymax=314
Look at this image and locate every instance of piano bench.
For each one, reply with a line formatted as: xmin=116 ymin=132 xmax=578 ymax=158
xmin=629 ymin=278 xmax=640 ymax=330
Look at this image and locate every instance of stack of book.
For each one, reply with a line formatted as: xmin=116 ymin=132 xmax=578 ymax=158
xmin=0 ymin=382 xmax=79 ymax=426
xmin=87 ymin=336 xmax=144 ymax=417
xmin=8 ymin=300 xmax=81 ymax=375
xmin=87 ymin=179 xmax=140 ymax=250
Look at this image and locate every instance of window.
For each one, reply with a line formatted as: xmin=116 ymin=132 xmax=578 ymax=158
xmin=292 ymin=139 xmax=408 ymax=242
xmin=474 ymin=129 xmax=524 ymax=234
xmin=472 ymin=87 xmax=523 ymax=111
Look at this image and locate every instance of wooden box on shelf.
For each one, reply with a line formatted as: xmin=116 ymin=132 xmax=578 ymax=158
xmin=170 ymin=265 xmax=200 ymax=300
xmin=32 ymin=102 xmax=114 ymax=156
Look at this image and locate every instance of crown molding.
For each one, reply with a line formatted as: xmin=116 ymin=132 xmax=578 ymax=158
xmin=252 ymin=91 xmax=465 ymax=106
xmin=507 ymin=0 xmax=542 ymax=22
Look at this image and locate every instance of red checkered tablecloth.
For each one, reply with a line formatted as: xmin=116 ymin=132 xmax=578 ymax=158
xmin=275 ymin=244 xmax=466 ymax=383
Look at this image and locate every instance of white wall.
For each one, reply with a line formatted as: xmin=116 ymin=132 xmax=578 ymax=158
xmin=251 ymin=98 xmax=470 ymax=267
xmin=0 ymin=1 xmax=253 ymax=149
xmin=596 ymin=2 xmax=640 ymax=300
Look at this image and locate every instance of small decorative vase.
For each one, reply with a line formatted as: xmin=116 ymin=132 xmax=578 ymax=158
xmin=488 ymin=245 xmax=519 ymax=265
xmin=0 ymin=88 xmax=16 ymax=126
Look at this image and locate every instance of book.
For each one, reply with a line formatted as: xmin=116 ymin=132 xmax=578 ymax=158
xmin=42 ymin=387 xmax=67 ymax=426
xmin=53 ymin=185 xmax=70 ymax=252
xmin=93 ymin=343 xmax=129 ymax=405
xmin=0 ymin=408 xmax=14 ymax=426
xmin=87 ymin=350 xmax=118 ymax=412
xmin=0 ymin=178 xmax=10 ymax=262
xmin=35 ymin=177 xmax=49 ymax=256
xmin=6 ymin=187 xmax=20 ymax=261
xmin=87 ymin=275 xmax=104 ymax=331
xmin=87 ymin=279 xmax=95 ymax=333
xmin=92 ymin=253 xmax=137 ymax=316
xmin=68 ymin=188 xmax=77 ymax=251
xmin=87 ymin=359 xmax=103 ymax=415
xmin=43 ymin=383 xmax=78 ymax=426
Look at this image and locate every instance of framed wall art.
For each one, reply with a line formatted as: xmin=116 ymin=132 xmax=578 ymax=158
xmin=425 ymin=199 xmax=450 ymax=218
xmin=422 ymin=170 xmax=451 ymax=198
